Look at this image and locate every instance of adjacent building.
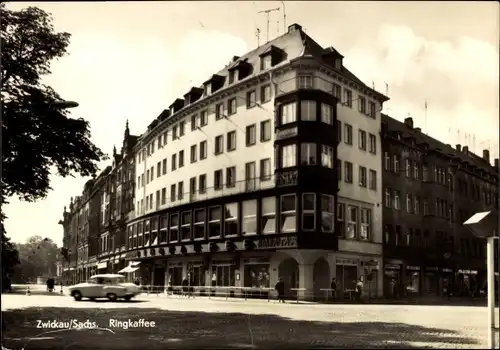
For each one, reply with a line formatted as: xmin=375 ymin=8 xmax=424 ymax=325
xmin=381 ymin=114 xmax=499 ymax=298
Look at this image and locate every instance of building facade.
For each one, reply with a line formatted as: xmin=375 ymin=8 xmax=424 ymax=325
xmin=125 ymin=23 xmax=388 ymax=299
xmin=381 ymin=114 xmax=499 ymax=298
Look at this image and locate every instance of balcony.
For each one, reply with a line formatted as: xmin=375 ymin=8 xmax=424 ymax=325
xmin=276 ymin=76 xmax=336 ymax=97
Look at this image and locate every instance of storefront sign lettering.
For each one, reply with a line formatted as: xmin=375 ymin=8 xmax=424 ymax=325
xmin=275 ymin=170 xmax=298 ymax=187
xmin=276 ymin=127 xmax=298 ymax=141
xmin=257 ymin=236 xmax=297 ymax=249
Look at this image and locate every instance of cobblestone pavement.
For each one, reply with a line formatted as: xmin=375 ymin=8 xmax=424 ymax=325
xmin=2 ymin=294 xmax=499 ymax=349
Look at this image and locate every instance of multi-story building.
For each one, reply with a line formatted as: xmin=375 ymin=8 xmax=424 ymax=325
xmin=381 ymin=114 xmax=499 ymax=298
xmin=125 ymin=23 xmax=388 ymax=299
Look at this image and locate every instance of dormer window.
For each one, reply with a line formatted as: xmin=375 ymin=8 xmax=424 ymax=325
xmin=261 ymin=55 xmax=272 ymax=70
xmin=204 ymin=83 xmax=212 ymax=96
xmin=228 ymin=70 xmax=236 ymax=85
xmin=334 ymin=59 xmax=342 ymax=70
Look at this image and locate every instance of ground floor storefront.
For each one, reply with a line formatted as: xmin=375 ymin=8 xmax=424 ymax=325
xmin=127 ymin=249 xmax=383 ymax=300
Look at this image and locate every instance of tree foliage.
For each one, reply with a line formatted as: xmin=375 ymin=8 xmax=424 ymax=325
xmin=12 ymin=236 xmax=60 ymax=283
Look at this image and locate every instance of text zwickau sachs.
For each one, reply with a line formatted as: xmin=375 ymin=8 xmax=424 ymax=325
xmin=109 ymin=319 xmax=156 ymax=330
xmin=36 ymin=320 xmax=97 ymax=329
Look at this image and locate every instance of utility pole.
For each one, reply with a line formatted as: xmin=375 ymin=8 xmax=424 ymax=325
xmin=255 ymin=28 xmax=261 ymax=47
xmin=281 ymin=1 xmax=287 ymax=32
xmin=258 ymin=7 xmax=280 ymax=43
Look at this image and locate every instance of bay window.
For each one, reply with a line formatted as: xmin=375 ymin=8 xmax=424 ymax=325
xmin=280 ymin=144 xmax=297 ymax=168
xmin=360 ymin=208 xmax=371 ymax=241
xmin=127 ymin=225 xmax=133 ymax=249
xmin=150 ymin=216 xmax=158 ymax=246
xmin=346 ymin=205 xmax=357 ymax=239
xmin=224 ymin=202 xmax=239 ymax=236
xmin=137 ymin=221 xmax=143 ymax=247
xmin=242 ymin=200 xmax=257 ymax=235
xmin=321 ymin=103 xmax=333 ymax=125
xmin=261 ymin=197 xmax=276 ymax=234
xmin=208 ymin=206 xmax=222 ymax=238
xmin=281 ymin=102 xmax=297 ymax=125
xmin=132 ymin=223 xmax=138 ymax=248
xmin=300 ymin=100 xmax=316 ymax=121
xmin=181 ymin=211 xmax=191 ymax=241
xmin=302 ymin=193 xmax=316 ymax=231
xmin=159 ymin=215 xmax=168 ymax=243
xmin=321 ymin=195 xmax=335 ymax=233
xmin=194 ymin=209 xmax=206 ymax=239
xmin=301 ymin=143 xmax=317 ymax=165
xmin=321 ymin=145 xmax=334 ymax=168
xmin=169 ymin=213 xmax=179 ymax=242
xmin=280 ymin=194 xmax=296 ymax=233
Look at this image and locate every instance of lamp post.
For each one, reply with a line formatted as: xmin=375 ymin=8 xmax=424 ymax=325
xmin=52 ymin=100 xmax=79 ymax=109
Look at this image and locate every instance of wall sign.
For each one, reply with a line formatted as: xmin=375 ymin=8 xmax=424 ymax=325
xmin=256 ymin=236 xmax=297 ymax=249
xmin=275 ymin=170 xmax=298 ymax=187
xmin=276 ymin=127 xmax=298 ymax=141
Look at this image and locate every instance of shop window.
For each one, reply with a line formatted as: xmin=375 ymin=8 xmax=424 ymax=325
xmin=244 ymin=264 xmax=270 ymax=288
xmin=346 ymin=206 xmax=358 ymax=239
xmin=194 ymin=209 xmax=206 ymax=239
xmin=159 ymin=215 xmax=168 ymax=243
xmin=190 ymin=265 xmax=206 ymax=287
xmin=181 ymin=211 xmax=191 ymax=241
xmin=169 ymin=213 xmax=179 ymax=242
xmin=242 ymin=200 xmax=257 ymax=235
xmin=211 ymin=265 xmax=236 ymax=287
xmin=208 ymin=206 xmax=222 ymax=238
xmin=280 ymin=194 xmax=296 ymax=233
xmin=224 ymin=202 xmax=239 ymax=236
xmin=261 ymin=197 xmax=276 ymax=234
xmin=322 ymin=195 xmax=335 ymax=233
xmin=302 ymin=193 xmax=316 ymax=231
xmin=360 ymin=208 xmax=371 ymax=241
xmin=167 ymin=266 xmax=182 ymax=287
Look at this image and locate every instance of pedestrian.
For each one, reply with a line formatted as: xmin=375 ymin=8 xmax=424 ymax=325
xmin=330 ymin=278 xmax=337 ymax=301
xmin=355 ymin=278 xmax=364 ymax=302
xmin=390 ymin=278 xmax=397 ymax=298
xmin=275 ymin=277 xmax=285 ymax=303
xmin=182 ymin=277 xmax=189 ymax=297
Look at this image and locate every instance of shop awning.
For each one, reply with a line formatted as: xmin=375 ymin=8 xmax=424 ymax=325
xmin=152 ymin=237 xmax=158 ymax=246
xmin=118 ymin=266 xmax=139 ymax=273
xmin=130 ymin=261 xmax=141 ymax=267
xmin=97 ymin=262 xmax=107 ymax=269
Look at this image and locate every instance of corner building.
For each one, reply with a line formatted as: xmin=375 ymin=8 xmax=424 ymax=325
xmin=127 ymin=23 xmax=388 ymax=300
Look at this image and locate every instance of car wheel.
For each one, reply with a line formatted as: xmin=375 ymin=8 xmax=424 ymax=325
xmin=72 ymin=291 xmax=82 ymax=301
xmin=124 ymin=296 xmax=132 ymax=301
xmin=107 ymin=293 xmax=117 ymax=302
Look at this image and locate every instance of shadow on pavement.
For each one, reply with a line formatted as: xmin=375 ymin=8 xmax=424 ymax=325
xmin=2 ymin=307 xmax=479 ymax=349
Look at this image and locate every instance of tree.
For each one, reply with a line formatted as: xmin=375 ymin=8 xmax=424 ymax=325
xmin=13 ymin=236 xmax=60 ymax=283
xmin=0 ymin=5 xmax=106 ymax=277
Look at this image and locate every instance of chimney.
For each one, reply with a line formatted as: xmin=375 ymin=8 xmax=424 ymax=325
xmin=288 ymin=23 xmax=302 ymax=33
xmin=414 ymin=127 xmax=421 ymax=133
xmin=482 ymin=149 xmax=490 ymax=163
xmin=494 ymin=158 xmax=499 ymax=169
xmin=232 ymin=56 xmax=240 ymax=62
xmin=463 ymin=146 xmax=468 ymax=154
xmin=404 ymin=117 xmax=413 ymax=129
xmin=455 ymin=144 xmax=461 ymax=152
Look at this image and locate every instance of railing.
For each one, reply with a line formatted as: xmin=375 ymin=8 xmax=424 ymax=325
xmin=276 ymin=76 xmax=337 ymax=97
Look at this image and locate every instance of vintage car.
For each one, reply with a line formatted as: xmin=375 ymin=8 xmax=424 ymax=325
xmin=68 ymin=274 xmax=141 ymax=301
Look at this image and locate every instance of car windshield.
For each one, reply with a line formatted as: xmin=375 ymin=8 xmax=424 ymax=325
xmin=88 ymin=276 xmax=126 ymax=284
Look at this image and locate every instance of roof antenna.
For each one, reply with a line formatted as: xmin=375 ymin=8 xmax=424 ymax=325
xmin=258 ymin=7 xmax=280 ymax=43
xmin=255 ymin=28 xmax=261 ymax=47
xmin=277 ymin=20 xmax=280 ymax=36
xmin=281 ymin=1 xmax=287 ymax=32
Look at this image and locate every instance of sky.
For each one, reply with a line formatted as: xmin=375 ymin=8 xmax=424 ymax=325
xmin=4 ymin=1 xmax=499 ymax=246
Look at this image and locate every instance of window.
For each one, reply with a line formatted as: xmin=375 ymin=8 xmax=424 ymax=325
xmin=301 ymin=143 xmax=317 ymax=165
xmin=215 ymin=103 xmax=224 ymax=120
xmin=333 ymin=83 xmax=341 ymax=99
xmin=146 ymin=169 xmax=150 ymax=184
xmin=337 ymin=120 xmax=342 ymax=142
xmin=242 ymin=200 xmax=257 ymax=235
xmin=226 ymin=166 xmax=236 ymax=188
xmin=358 ymin=129 xmax=367 ymax=150
xmin=161 ymin=188 xmax=166 ymax=205
xmin=162 ymin=158 xmax=167 ymax=175
xmin=171 ymin=153 xmax=177 ymax=171
xmin=261 ymin=85 xmax=271 ymax=103
xmin=261 ymin=197 xmax=276 ymax=234
xmin=360 ymin=208 xmax=371 ymax=240
xmin=246 ymin=124 xmax=256 ymax=146
xmin=321 ymin=145 xmax=334 ymax=168
xmin=414 ymin=196 xmax=420 ymax=214
xmin=298 ymin=75 xmax=313 ymax=89
xmin=245 ymin=161 xmax=256 ymax=191
xmin=170 ymin=184 xmax=176 ymax=202
xmin=162 ymin=131 xmax=168 ymax=145
xmin=261 ymin=55 xmax=272 ymax=70
xmin=214 ymin=169 xmax=223 ymax=190
xmin=260 ymin=120 xmax=272 ymax=141
xmin=300 ymin=100 xmax=316 ymax=121
xmin=321 ymin=195 xmax=335 ymax=233
xmin=178 ymin=150 xmax=184 ymax=168
xmin=412 ymin=163 xmax=419 ymax=180
xmin=190 ymin=144 xmax=197 ymax=163
xmin=281 ymin=102 xmax=297 ymax=125
xmin=224 ymin=203 xmax=238 ymax=236
xmin=358 ymin=96 xmax=366 ymax=114
xmin=321 ymin=103 xmax=333 ymax=125
xmin=344 ymin=161 xmax=353 ymax=183
xmin=158 ymin=134 xmax=163 ymax=148
xmin=346 ymin=206 xmax=357 ymax=239
xmin=359 ymin=166 xmax=367 ymax=187
xmin=150 ymin=166 xmax=154 ymax=181
xmin=172 ymin=125 xmax=178 ymax=140
xmin=393 ymin=190 xmax=400 ymax=210
xmin=200 ymin=110 xmax=208 ymax=126
xmin=228 ymin=98 xmax=237 ymax=115
xmin=369 ymin=169 xmax=377 ymax=190
xmin=189 ymin=177 xmax=196 ymax=197
xmin=405 ymin=159 xmax=411 ymax=177
xmin=181 ymin=211 xmax=191 ymax=240
xmin=423 ymin=198 xmax=429 ymax=215
xmin=194 ymin=209 xmax=205 ymax=239
xmin=247 ymin=90 xmax=256 ymax=108
xmin=384 ymin=152 xmax=390 ymax=171
xmin=393 ymin=155 xmax=399 ymax=173
xmin=280 ymin=194 xmax=296 ymax=232
xmin=179 ymin=121 xmax=185 ymax=136
xmin=157 ymin=161 xmax=161 ymax=177
xmin=227 ymin=131 xmax=236 ymax=151
xmin=177 ymin=181 xmax=184 ymax=200
xmin=280 ymin=144 xmax=296 ymax=168
xmin=156 ymin=190 xmax=160 ymax=210
xmin=200 ymin=141 xmax=207 ymax=160
xmin=302 ymin=193 xmax=316 ymax=231
xmin=169 ymin=213 xmax=179 ymax=242
xmin=337 ymin=159 xmax=342 ymax=181
xmin=208 ymin=206 xmax=221 ymax=237
xmin=260 ymin=158 xmax=272 ymax=181
xmin=369 ymin=134 xmax=376 ymax=154
xmin=406 ymin=193 xmax=413 ymax=213
xmin=344 ymin=124 xmax=353 ymax=145
xmin=369 ymin=101 xmax=376 ymax=118
xmin=215 ymin=135 xmax=223 ymax=154
xmin=343 ymin=89 xmax=352 ymax=107
xmin=191 ymin=114 xmax=198 ymax=131
xmin=199 ymin=174 xmax=207 ymax=193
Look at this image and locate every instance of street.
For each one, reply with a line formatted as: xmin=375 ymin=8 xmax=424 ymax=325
xmin=2 ymin=293 xmax=499 ymax=349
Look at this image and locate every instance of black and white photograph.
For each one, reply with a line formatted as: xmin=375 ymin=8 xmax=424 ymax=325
xmin=1 ymin=1 xmax=499 ymax=349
